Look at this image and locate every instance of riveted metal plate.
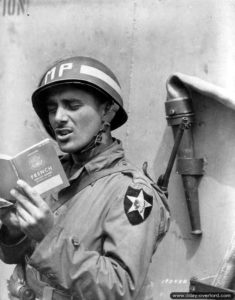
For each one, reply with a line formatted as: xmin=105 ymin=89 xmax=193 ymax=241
xmin=166 ymin=114 xmax=195 ymax=126
xmin=165 ymin=98 xmax=194 ymax=118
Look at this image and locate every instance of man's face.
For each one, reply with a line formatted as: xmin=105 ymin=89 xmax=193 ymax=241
xmin=46 ymin=85 xmax=106 ymax=153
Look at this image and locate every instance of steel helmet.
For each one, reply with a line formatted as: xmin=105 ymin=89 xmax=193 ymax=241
xmin=32 ymin=56 xmax=128 ymax=138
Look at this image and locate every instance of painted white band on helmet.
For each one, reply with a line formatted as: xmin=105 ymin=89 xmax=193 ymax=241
xmin=80 ymin=65 xmax=122 ymax=97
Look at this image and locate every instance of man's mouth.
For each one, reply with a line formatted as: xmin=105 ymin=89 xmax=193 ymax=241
xmin=55 ymin=128 xmax=73 ymax=140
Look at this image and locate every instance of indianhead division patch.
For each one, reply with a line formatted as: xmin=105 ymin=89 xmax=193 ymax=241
xmin=124 ymin=186 xmax=153 ymax=225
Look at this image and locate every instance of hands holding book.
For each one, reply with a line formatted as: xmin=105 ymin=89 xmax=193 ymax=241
xmin=0 ymin=179 xmax=54 ymax=243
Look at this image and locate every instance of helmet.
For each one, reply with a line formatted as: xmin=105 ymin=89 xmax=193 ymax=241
xmin=32 ymin=56 xmax=128 ymax=138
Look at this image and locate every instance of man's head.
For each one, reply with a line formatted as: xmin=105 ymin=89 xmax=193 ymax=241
xmin=32 ymin=56 xmax=127 ymax=153
xmin=46 ymin=84 xmax=117 ymax=153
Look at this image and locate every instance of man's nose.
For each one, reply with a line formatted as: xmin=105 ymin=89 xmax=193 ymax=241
xmin=55 ymin=106 xmax=68 ymax=123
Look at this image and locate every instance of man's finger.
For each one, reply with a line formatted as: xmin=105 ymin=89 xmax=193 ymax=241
xmin=16 ymin=203 xmax=35 ymax=225
xmin=10 ymin=188 xmax=39 ymax=216
xmin=16 ymin=180 xmax=45 ymax=207
xmin=16 ymin=213 xmax=31 ymax=234
xmin=0 ymin=198 xmax=14 ymax=209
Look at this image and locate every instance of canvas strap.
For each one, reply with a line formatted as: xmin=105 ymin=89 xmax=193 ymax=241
xmin=51 ymin=165 xmax=134 ymax=212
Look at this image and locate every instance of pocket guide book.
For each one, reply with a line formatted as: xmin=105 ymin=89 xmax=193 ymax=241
xmin=0 ymin=138 xmax=69 ymax=208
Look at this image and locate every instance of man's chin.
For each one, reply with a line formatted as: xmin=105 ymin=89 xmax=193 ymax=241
xmin=57 ymin=141 xmax=83 ymax=154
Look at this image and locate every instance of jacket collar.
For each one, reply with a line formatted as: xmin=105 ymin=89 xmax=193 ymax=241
xmin=61 ymin=139 xmax=125 ymax=181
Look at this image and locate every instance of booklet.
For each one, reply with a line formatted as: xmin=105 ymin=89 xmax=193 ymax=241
xmin=0 ymin=138 xmax=69 ymax=208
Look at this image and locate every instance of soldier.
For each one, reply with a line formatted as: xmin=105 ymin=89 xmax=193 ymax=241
xmin=0 ymin=56 xmax=170 ymax=300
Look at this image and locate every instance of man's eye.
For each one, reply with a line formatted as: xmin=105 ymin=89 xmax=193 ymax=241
xmin=47 ymin=106 xmax=57 ymax=113
xmin=68 ymin=103 xmax=82 ymax=110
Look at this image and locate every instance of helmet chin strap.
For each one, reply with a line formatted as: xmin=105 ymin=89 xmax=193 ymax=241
xmin=79 ymin=101 xmax=118 ymax=155
xmin=79 ymin=121 xmax=110 ymax=155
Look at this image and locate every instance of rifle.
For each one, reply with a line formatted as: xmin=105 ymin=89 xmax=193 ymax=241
xmin=157 ymin=117 xmax=191 ymax=193
xmin=143 ymin=117 xmax=190 ymax=205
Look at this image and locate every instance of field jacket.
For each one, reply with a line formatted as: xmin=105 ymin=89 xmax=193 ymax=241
xmin=0 ymin=139 xmax=170 ymax=300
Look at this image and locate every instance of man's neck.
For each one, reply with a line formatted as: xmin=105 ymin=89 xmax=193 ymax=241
xmin=71 ymin=132 xmax=113 ymax=167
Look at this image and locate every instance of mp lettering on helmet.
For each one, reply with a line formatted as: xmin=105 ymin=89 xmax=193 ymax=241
xmin=59 ymin=63 xmax=73 ymax=77
xmin=44 ymin=63 xmax=73 ymax=84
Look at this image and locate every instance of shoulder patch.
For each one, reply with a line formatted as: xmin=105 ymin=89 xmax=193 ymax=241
xmin=124 ymin=186 xmax=153 ymax=225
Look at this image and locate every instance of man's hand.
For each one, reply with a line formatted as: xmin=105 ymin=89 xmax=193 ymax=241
xmin=10 ymin=180 xmax=54 ymax=242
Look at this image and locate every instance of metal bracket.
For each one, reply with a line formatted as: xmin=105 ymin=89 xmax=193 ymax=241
xmin=165 ymin=98 xmax=195 ymax=125
xmin=176 ymin=158 xmax=205 ymax=175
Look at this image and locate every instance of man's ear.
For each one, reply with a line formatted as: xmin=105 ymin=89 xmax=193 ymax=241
xmin=102 ymin=101 xmax=119 ymax=124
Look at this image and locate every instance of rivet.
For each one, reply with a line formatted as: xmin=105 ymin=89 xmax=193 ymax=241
xmin=71 ymin=237 xmax=80 ymax=248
